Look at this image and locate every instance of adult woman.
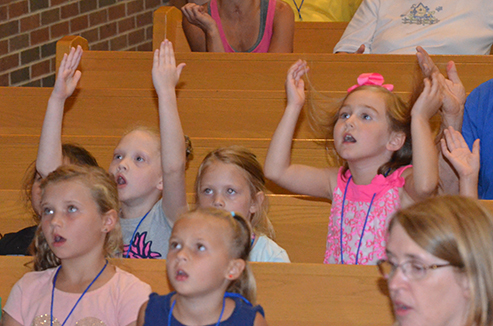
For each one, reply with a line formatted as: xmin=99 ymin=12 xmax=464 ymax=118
xmin=379 ymin=195 xmax=493 ymax=325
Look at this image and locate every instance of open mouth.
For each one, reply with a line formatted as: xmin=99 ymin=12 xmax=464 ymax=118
xmin=53 ymin=234 xmax=66 ymax=246
xmin=116 ymin=175 xmax=127 ymax=186
xmin=343 ymin=134 xmax=356 ymax=143
xmin=176 ymin=269 xmax=189 ymax=281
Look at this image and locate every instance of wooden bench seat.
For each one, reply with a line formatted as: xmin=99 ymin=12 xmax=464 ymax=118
xmin=0 ymin=256 xmax=393 ymax=325
xmin=56 ymin=36 xmax=493 ymax=92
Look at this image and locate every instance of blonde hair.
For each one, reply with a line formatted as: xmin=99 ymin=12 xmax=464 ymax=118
xmin=194 ymin=146 xmax=274 ymax=239
xmin=307 ymin=85 xmax=412 ymax=177
xmin=180 ymin=207 xmax=257 ymax=304
xmin=33 ymin=165 xmax=122 ymax=271
xmin=390 ymin=196 xmax=493 ymax=326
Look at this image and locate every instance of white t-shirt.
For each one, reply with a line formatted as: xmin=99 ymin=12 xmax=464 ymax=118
xmin=334 ymin=0 xmax=493 ymax=54
xmin=4 ymin=266 xmax=152 ymax=326
xmin=249 ymin=235 xmax=290 ymax=262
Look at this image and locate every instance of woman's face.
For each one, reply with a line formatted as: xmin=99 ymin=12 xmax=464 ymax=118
xmin=386 ymin=222 xmax=470 ymax=326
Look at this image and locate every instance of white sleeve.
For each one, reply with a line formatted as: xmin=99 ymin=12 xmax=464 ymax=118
xmin=333 ymin=0 xmax=380 ymax=53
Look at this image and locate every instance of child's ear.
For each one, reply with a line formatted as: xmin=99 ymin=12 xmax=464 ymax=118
xmin=225 ymin=259 xmax=246 ymax=281
xmin=249 ymin=191 xmax=265 ymax=215
xmin=387 ymin=131 xmax=406 ymax=152
xmin=156 ymin=176 xmax=163 ymax=191
xmin=102 ymin=209 xmax=118 ymax=233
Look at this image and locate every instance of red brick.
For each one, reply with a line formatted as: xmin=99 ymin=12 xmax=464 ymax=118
xmin=30 ymin=26 xmax=49 ymax=45
xmin=0 ymin=73 xmax=8 ymax=86
xmin=136 ymin=11 xmax=152 ymax=27
xmin=50 ymin=57 xmax=55 ymax=70
xmin=22 ymin=79 xmax=42 ymax=87
xmin=91 ymin=40 xmax=108 ymax=50
xmin=51 ymin=0 xmax=70 ymax=5
xmin=9 ymin=33 xmax=28 ymax=51
xmin=99 ymin=21 xmax=116 ymax=39
xmin=20 ymin=13 xmax=39 ymax=32
xmin=8 ymin=0 xmax=28 ymax=19
xmin=128 ymin=28 xmax=145 ymax=46
xmin=0 ymin=39 xmax=7 ymax=55
xmin=80 ymin=0 xmax=97 ymax=14
xmin=61 ymin=2 xmax=78 ymax=19
xmin=81 ymin=27 xmax=99 ymax=42
xmin=110 ymin=34 xmax=127 ymax=50
xmin=108 ymin=3 xmax=125 ymax=20
xmin=89 ymin=9 xmax=107 ymax=26
xmin=145 ymin=25 xmax=152 ymax=40
xmin=70 ymin=15 xmax=88 ymax=33
xmin=50 ymin=21 xmax=69 ymax=39
xmin=31 ymin=58 xmax=50 ymax=77
xmin=0 ymin=53 xmax=19 ymax=73
xmin=145 ymin=0 xmax=160 ymax=9
xmin=41 ymin=7 xmax=60 ymax=25
xmin=137 ymin=41 xmax=152 ymax=51
xmin=0 ymin=20 xmax=19 ymax=36
xmin=127 ymin=0 xmax=143 ymax=14
xmin=118 ymin=16 xmax=134 ymax=33
xmin=0 ymin=5 xmax=7 ymax=21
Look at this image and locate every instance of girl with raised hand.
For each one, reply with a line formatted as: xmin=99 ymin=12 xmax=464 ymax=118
xmin=36 ymin=41 xmax=189 ymax=259
xmin=153 ymin=40 xmax=289 ymax=263
xmin=2 ymin=165 xmax=151 ymax=326
xmin=138 ymin=207 xmax=267 ymax=326
xmin=264 ymin=61 xmax=441 ymax=265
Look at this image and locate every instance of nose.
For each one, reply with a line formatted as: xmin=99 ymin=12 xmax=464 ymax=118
xmin=176 ymin=247 xmax=189 ymax=261
xmin=49 ymin=212 xmax=63 ymax=228
xmin=387 ymin=266 xmax=408 ymax=291
xmin=117 ymin=158 xmax=128 ymax=172
xmin=212 ymin=194 xmax=225 ymax=208
xmin=344 ymin=115 xmax=355 ymax=129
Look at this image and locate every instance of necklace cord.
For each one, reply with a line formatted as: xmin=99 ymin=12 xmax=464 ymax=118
xmin=125 ymin=210 xmax=151 ymax=258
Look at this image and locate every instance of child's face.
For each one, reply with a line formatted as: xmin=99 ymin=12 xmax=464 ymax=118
xmin=109 ymin=130 xmax=163 ymax=206
xmin=40 ymin=180 xmax=110 ymax=261
xmin=167 ymin=214 xmax=236 ymax=298
xmin=334 ymin=89 xmax=396 ymax=164
xmin=197 ymin=161 xmax=258 ymax=222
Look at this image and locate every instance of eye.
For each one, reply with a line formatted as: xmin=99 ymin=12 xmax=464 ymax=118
xmin=43 ymin=207 xmax=54 ymax=216
xmin=227 ymin=188 xmax=236 ymax=195
xmin=135 ymin=156 xmax=144 ymax=162
xmin=67 ymin=205 xmax=78 ymax=213
xmin=362 ymin=113 xmax=372 ymax=120
xmin=202 ymin=188 xmax=213 ymax=195
xmin=197 ymin=244 xmax=206 ymax=251
xmin=170 ymin=241 xmax=182 ymax=250
xmin=339 ymin=112 xmax=350 ymax=119
xmin=409 ymin=262 xmax=426 ymax=273
xmin=113 ymin=154 xmax=122 ymax=160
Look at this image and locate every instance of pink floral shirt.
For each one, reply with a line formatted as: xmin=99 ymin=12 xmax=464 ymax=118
xmin=324 ymin=165 xmax=411 ymax=265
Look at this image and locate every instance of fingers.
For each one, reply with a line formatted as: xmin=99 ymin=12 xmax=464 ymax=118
xmin=446 ymin=61 xmax=462 ymax=85
xmin=355 ymin=44 xmax=365 ymax=54
xmin=472 ymin=138 xmax=480 ymax=156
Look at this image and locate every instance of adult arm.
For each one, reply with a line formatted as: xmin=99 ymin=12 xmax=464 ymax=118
xmin=181 ymin=3 xmax=225 ymax=52
xmin=267 ymin=0 xmax=295 ymax=53
xmin=264 ymin=60 xmax=335 ymax=199
xmin=36 ymin=46 xmax=82 ymax=177
xmin=333 ymin=0 xmax=378 ymax=53
xmin=152 ymin=40 xmax=188 ymax=223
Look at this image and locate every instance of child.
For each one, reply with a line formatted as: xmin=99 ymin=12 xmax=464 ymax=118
xmin=0 ymin=144 xmax=99 ymax=256
xmin=36 ymin=44 xmax=188 ymax=258
xmin=441 ymin=126 xmax=480 ymax=198
xmin=137 ymin=207 xmax=267 ymax=326
xmin=153 ymin=40 xmax=289 ymax=262
xmin=264 ymin=61 xmax=442 ymax=265
xmin=2 ymin=165 xmax=151 ymax=326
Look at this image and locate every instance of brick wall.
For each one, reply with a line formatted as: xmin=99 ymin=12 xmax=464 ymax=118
xmin=0 ymin=0 xmax=168 ymax=87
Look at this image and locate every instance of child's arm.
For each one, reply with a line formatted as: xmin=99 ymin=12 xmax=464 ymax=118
xmin=152 ymin=39 xmax=188 ymax=223
xmin=264 ymin=60 xmax=335 ymax=199
xmin=136 ymin=301 xmax=148 ymax=326
xmin=441 ymin=126 xmax=480 ymax=198
xmin=1 ymin=313 xmax=23 ymax=326
xmin=36 ymin=46 xmax=83 ymax=177
xmin=254 ymin=312 xmax=268 ymax=326
xmin=181 ymin=3 xmax=225 ymax=52
xmin=403 ymin=72 xmax=442 ymax=200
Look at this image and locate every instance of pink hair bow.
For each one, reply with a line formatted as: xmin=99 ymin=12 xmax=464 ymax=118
xmin=347 ymin=73 xmax=394 ymax=93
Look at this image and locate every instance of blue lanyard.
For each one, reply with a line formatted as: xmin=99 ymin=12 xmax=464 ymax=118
xmin=50 ymin=260 xmax=108 ymax=326
xmin=292 ymin=0 xmax=304 ymax=20
xmin=339 ymin=176 xmax=376 ymax=265
xmin=251 ymin=233 xmax=255 ymax=248
xmin=125 ymin=210 xmax=151 ymax=258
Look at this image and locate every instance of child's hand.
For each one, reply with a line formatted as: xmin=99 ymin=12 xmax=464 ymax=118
xmin=181 ymin=3 xmax=216 ymax=33
xmin=441 ymin=126 xmax=480 ymax=179
xmin=412 ymin=72 xmax=443 ymax=120
xmin=152 ymin=39 xmax=186 ymax=95
xmin=285 ymin=60 xmax=309 ymax=109
xmin=438 ymin=61 xmax=466 ymax=119
xmin=51 ymin=46 xmax=82 ymax=101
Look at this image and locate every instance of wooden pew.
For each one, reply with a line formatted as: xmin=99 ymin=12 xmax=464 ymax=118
xmin=55 ymin=36 xmax=493 ymax=92
xmin=152 ymin=6 xmax=349 ymax=53
xmin=0 ymin=256 xmax=394 ymax=325
xmin=0 ymin=190 xmax=328 ymax=263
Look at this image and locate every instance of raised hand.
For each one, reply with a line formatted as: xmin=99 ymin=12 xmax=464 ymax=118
xmin=411 ymin=72 xmax=443 ymax=120
xmin=441 ymin=126 xmax=480 ymax=179
xmin=152 ymin=39 xmax=186 ymax=95
xmin=181 ymin=3 xmax=216 ymax=32
xmin=51 ymin=45 xmax=82 ymax=101
xmin=285 ymin=59 xmax=309 ymax=109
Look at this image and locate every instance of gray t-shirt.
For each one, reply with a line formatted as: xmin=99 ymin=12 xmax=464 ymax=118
xmin=120 ymin=199 xmax=172 ymax=259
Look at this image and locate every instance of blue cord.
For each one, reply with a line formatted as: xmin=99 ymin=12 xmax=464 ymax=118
xmin=168 ymin=293 xmax=226 ymax=325
xmin=125 ymin=210 xmax=151 ymax=258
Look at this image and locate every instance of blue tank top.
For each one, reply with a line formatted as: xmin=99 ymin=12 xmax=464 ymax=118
xmin=144 ymin=292 xmax=265 ymax=325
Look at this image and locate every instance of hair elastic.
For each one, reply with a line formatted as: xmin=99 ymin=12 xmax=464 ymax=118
xmin=231 ymin=211 xmax=236 ymax=217
xmin=347 ymin=73 xmax=394 ymax=93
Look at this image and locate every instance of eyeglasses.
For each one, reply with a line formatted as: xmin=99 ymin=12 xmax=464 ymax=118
xmin=377 ymin=259 xmax=454 ymax=281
